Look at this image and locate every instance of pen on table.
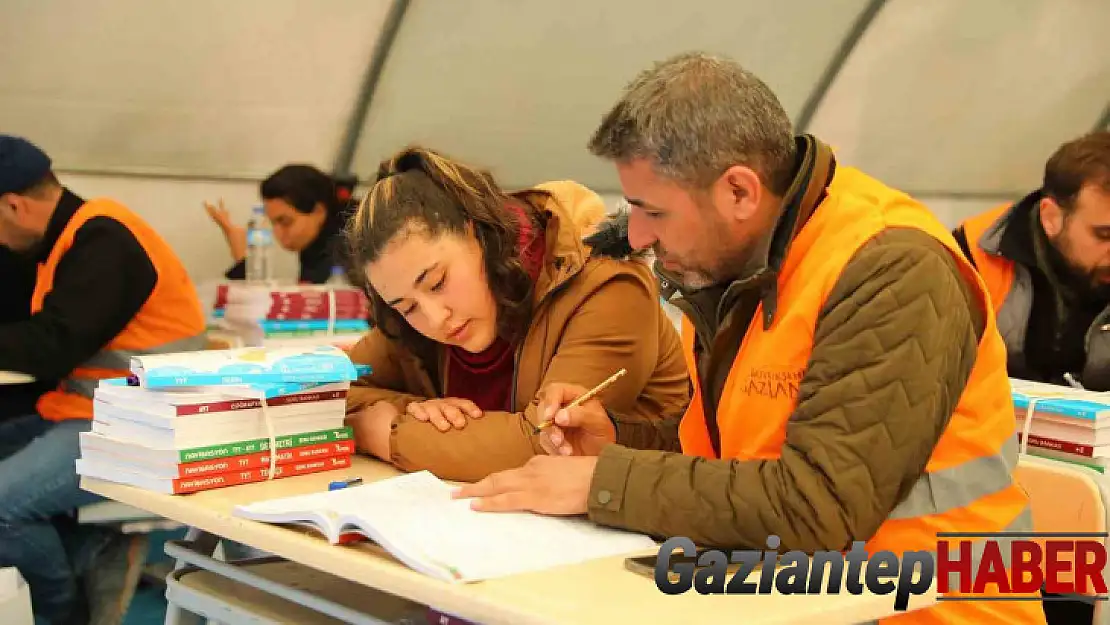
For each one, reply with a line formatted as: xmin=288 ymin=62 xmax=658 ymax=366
xmin=328 ymin=477 xmax=364 ymax=491
xmin=1063 ymin=372 xmax=1086 ymax=390
xmin=533 ymin=368 xmax=627 ymax=433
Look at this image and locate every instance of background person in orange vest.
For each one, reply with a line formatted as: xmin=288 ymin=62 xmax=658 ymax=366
xmin=0 ymin=135 xmax=207 ymax=624
xmin=456 ymin=53 xmax=1047 ymax=623
xmin=953 ymin=132 xmax=1110 ymax=390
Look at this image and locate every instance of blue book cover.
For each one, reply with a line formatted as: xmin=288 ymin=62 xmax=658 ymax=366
xmin=256 ymin=319 xmax=368 ymax=332
xmin=1010 ymin=378 xmax=1110 ymax=422
xmin=129 ymin=345 xmax=367 ymax=388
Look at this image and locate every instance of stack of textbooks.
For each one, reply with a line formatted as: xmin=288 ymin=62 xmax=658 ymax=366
xmin=211 ymin=283 xmax=370 ymax=344
xmin=76 ymin=345 xmax=367 ymax=494
xmin=1011 ymin=378 xmax=1110 ymax=472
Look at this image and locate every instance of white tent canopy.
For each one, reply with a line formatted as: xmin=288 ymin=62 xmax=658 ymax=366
xmin=3 ymin=0 xmax=1108 ymax=279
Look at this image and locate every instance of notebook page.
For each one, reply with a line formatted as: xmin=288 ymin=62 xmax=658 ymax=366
xmin=237 ymin=484 xmax=370 ymax=517
xmin=235 ymin=485 xmax=377 ymax=541
xmin=264 ymin=471 xmax=659 ymax=582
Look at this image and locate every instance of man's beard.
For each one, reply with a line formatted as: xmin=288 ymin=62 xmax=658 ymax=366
xmin=653 ymin=239 xmax=754 ymax=291
xmin=1050 ymin=232 xmax=1110 ymax=300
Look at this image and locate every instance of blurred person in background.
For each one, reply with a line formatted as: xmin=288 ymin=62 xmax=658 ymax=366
xmin=954 ymin=131 xmax=1110 ymax=390
xmin=204 ymin=165 xmax=358 ymax=284
xmin=0 ymin=134 xmax=207 ymax=624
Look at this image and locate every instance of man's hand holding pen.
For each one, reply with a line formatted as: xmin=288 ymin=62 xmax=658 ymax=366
xmin=454 ymin=380 xmax=620 ymax=515
xmin=535 ymin=382 xmax=617 ymax=457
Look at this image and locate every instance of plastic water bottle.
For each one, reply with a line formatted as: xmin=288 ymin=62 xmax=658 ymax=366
xmin=327 ymin=265 xmax=348 ymax=286
xmin=245 ymin=206 xmax=273 ymax=284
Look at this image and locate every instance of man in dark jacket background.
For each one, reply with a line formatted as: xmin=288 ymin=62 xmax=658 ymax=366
xmin=953 ymin=131 xmax=1110 ymax=390
xmin=0 ymin=245 xmax=55 ymax=419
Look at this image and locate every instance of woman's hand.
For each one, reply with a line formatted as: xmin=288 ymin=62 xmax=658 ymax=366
xmin=405 ymin=398 xmax=483 ymax=432
xmin=347 ymin=401 xmax=400 ymax=460
xmin=203 ymin=199 xmax=247 ymax=262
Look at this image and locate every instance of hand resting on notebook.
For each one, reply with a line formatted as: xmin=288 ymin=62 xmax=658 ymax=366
xmin=454 ymin=455 xmax=597 ymax=516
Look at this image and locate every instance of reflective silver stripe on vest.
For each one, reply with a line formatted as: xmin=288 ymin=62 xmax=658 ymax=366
xmin=79 ymin=334 xmax=210 ymax=372
xmin=63 ymin=333 xmax=208 ymax=398
xmin=847 ymin=509 xmax=1033 ymax=622
xmin=886 ymin=435 xmax=1020 ymax=521
xmin=61 ymin=376 xmax=100 ymax=399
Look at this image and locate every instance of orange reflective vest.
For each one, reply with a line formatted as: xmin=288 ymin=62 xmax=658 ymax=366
xmin=678 ymin=168 xmax=1044 ymax=624
xmin=31 ymin=198 xmax=207 ymax=421
xmin=958 ymin=203 xmax=1015 ymax=316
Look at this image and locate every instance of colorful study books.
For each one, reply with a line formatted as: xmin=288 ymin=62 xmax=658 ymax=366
xmin=1010 ymin=377 xmax=1110 ymax=472
xmin=76 ymin=345 xmax=364 ymax=495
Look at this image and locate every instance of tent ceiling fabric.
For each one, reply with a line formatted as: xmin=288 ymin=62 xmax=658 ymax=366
xmin=808 ymin=0 xmax=1110 ymax=197
xmin=0 ymin=0 xmax=390 ymax=178
xmin=350 ymin=0 xmax=870 ymax=193
xmin=3 ymin=1 xmax=1107 ymax=195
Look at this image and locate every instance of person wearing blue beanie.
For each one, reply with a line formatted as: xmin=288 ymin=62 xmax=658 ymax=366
xmin=0 ymin=135 xmax=207 ymax=624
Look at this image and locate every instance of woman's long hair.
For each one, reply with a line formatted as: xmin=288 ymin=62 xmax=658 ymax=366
xmin=346 ymin=146 xmax=539 ymax=355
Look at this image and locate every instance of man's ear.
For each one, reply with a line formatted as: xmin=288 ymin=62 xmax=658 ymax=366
xmin=714 ymin=165 xmax=762 ymax=222
xmin=1039 ymin=196 xmax=1066 ymax=238
xmin=0 ymin=193 xmax=17 ymax=219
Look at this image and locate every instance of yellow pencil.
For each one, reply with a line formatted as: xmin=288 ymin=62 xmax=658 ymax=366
xmin=534 ymin=368 xmax=627 ymax=432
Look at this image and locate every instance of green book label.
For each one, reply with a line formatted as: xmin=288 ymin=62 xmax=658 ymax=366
xmin=1027 ymin=448 xmax=1105 ymax=473
xmin=178 ymin=427 xmax=353 ymax=463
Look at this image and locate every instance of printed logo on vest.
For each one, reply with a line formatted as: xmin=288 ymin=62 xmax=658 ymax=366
xmin=742 ymin=366 xmax=803 ymax=400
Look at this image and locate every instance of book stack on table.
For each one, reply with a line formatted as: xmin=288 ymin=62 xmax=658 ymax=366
xmin=76 ymin=345 xmax=366 ymax=494
xmin=1011 ymin=377 xmax=1110 ymax=472
xmin=211 ymin=283 xmax=370 ymax=345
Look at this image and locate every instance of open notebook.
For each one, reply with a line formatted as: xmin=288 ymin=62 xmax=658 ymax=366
xmin=233 ymin=471 xmax=658 ymax=583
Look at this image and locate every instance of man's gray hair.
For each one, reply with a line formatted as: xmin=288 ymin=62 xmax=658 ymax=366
xmin=588 ymin=52 xmax=796 ymax=196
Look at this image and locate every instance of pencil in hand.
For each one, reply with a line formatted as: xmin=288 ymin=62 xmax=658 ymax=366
xmin=532 ymin=369 xmax=627 ymax=433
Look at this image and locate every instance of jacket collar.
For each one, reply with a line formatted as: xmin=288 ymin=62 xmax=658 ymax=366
xmin=299 ymin=209 xmax=346 ymax=270
xmin=987 ymin=190 xmax=1041 ymax=269
xmin=36 ymin=188 xmax=85 ymax=263
xmin=659 ymin=134 xmax=836 ymax=330
xmin=513 ymin=188 xmax=593 ymax=305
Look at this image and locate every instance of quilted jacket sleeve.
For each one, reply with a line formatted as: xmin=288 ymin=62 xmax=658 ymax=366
xmin=585 ymin=228 xmax=984 ymax=551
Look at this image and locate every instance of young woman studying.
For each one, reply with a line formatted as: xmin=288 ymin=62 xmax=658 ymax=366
xmin=343 ymin=147 xmax=689 ymax=482
xmin=204 ymin=165 xmax=357 ymax=284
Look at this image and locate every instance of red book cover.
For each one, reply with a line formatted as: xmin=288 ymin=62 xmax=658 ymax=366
xmin=172 ymin=455 xmax=352 ymax=494
xmin=175 ymin=441 xmax=355 ymax=477
xmin=172 ymin=389 xmax=347 ymax=416
xmin=1016 ymin=432 xmax=1096 ymax=457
